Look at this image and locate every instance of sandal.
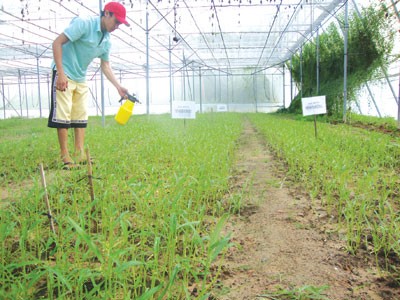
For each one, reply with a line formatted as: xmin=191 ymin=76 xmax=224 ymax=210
xmin=62 ymin=161 xmax=80 ymax=170
xmin=77 ymin=157 xmax=95 ymax=165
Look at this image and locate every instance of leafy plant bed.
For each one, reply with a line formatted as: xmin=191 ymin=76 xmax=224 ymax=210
xmin=248 ymin=113 xmax=400 ymax=272
xmin=0 ymin=114 xmax=243 ymax=299
xmin=1 ymin=112 xmax=399 ymax=299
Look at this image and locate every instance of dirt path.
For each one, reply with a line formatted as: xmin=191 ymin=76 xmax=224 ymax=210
xmin=213 ymin=120 xmax=397 ymax=300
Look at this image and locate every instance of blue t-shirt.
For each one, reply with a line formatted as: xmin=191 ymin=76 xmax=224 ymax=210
xmin=56 ymin=16 xmax=111 ymax=82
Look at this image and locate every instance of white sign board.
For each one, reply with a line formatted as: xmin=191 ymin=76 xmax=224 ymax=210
xmin=172 ymin=101 xmax=196 ymax=119
xmin=217 ymin=104 xmax=228 ymax=112
xmin=301 ymin=96 xmax=327 ymax=116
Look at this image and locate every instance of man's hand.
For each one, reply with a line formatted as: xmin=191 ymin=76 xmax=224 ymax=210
xmin=117 ymin=86 xmax=129 ymax=98
xmin=56 ymin=72 xmax=69 ymax=91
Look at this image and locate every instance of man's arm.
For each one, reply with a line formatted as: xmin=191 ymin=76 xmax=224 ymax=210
xmin=52 ymin=33 xmax=70 ymax=92
xmin=100 ymin=60 xmax=128 ymax=98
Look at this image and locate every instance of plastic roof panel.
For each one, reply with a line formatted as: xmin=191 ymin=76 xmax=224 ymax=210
xmin=0 ymin=0 xmax=349 ymax=81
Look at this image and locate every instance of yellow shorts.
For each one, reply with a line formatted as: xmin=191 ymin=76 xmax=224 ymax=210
xmin=48 ymin=70 xmax=88 ymax=128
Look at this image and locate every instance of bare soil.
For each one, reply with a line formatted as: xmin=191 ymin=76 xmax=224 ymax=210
xmin=213 ymin=120 xmax=400 ymax=300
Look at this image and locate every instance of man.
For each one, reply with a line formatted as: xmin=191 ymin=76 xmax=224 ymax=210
xmin=48 ymin=2 xmax=129 ymax=170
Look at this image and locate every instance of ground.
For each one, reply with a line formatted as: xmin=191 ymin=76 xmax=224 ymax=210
xmin=212 ymin=120 xmax=400 ymax=300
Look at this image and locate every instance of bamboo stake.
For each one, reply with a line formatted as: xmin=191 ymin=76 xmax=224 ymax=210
xmin=39 ymin=163 xmax=56 ymax=234
xmin=86 ymin=148 xmax=95 ymax=201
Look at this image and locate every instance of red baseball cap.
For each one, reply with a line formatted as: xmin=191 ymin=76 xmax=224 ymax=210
xmin=104 ymin=2 xmax=130 ymax=27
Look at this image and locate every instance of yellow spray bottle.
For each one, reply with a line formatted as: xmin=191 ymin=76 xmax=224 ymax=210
xmin=115 ymin=93 xmax=140 ymax=125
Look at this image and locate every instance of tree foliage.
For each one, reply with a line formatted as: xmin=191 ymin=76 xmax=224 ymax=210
xmin=286 ymin=3 xmax=396 ymax=118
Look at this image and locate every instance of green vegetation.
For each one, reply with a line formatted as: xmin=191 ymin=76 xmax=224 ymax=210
xmin=260 ymin=284 xmax=330 ymax=300
xmin=348 ymin=113 xmax=399 ymax=131
xmin=1 ymin=113 xmax=399 ymax=298
xmin=287 ymin=2 xmax=396 ymax=118
xmin=248 ymin=113 xmax=400 ymax=261
xmin=0 ymin=114 xmax=243 ymax=299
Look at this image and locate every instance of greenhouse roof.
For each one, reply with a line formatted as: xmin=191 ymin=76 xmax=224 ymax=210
xmin=0 ymin=0 xmax=371 ymax=82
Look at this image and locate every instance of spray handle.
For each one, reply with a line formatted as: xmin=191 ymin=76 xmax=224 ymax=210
xmin=119 ymin=93 xmax=141 ymax=104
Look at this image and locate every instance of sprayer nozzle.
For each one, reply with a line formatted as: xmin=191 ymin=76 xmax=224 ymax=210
xmin=119 ymin=93 xmax=140 ymax=104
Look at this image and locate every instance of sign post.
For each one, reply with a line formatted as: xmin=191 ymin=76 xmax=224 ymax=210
xmin=301 ymin=95 xmax=327 ymax=138
xmin=171 ymin=101 xmax=196 ymax=119
xmin=171 ymin=101 xmax=196 ymax=128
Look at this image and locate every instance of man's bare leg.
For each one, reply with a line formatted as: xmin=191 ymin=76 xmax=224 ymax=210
xmin=57 ymin=128 xmax=73 ymax=163
xmin=74 ymin=127 xmax=86 ymax=162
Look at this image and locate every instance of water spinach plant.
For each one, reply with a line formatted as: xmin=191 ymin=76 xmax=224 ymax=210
xmin=1 ymin=112 xmax=400 ymax=298
xmin=0 ymin=113 xmax=243 ymax=299
xmin=248 ymin=113 xmax=400 ymax=269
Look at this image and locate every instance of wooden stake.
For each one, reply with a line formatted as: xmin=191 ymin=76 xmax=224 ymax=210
xmin=86 ymin=148 xmax=98 ymax=232
xmin=86 ymin=148 xmax=95 ymax=201
xmin=39 ymin=163 xmax=56 ymax=235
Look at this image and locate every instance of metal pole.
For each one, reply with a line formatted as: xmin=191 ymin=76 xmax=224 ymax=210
xmin=192 ymin=64 xmax=195 ymax=102
xmin=99 ymin=0 xmax=105 ymax=126
xmin=199 ymin=67 xmax=202 ymax=113
xmin=219 ymin=69 xmax=221 ymax=103
xmin=47 ymin=74 xmax=50 ymax=113
xmin=316 ymin=29 xmax=320 ymax=95
xmin=214 ymin=72 xmax=217 ymax=104
xmin=36 ymin=56 xmax=42 ymax=118
xmin=390 ymin=0 xmax=400 ymax=128
xmin=231 ymin=73 xmax=234 ymax=105
xmin=343 ymin=0 xmax=349 ymax=123
xmin=290 ymin=57 xmax=293 ymax=104
xmin=254 ymin=71 xmax=258 ymax=113
xmin=282 ymin=64 xmax=285 ymax=108
xmin=2 ymin=77 xmax=5 ymax=119
xmin=182 ymin=51 xmax=186 ymax=101
xmin=24 ymin=73 xmax=28 ymax=118
xmin=272 ymin=73 xmax=274 ymax=105
xmin=146 ymin=2 xmax=150 ymax=114
xmin=95 ymin=75 xmax=99 ymax=116
xmin=300 ymin=47 xmax=303 ymax=99
xmin=365 ymin=84 xmax=381 ymax=117
xmin=398 ymin=67 xmax=400 ymax=129
xmin=226 ymin=67 xmax=229 ymax=111
xmin=18 ymin=69 xmax=22 ymax=117
xmin=169 ymin=37 xmax=173 ymax=114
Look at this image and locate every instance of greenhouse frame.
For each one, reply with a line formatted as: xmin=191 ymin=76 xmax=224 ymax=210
xmin=0 ymin=0 xmax=399 ymax=123
xmin=2 ymin=2 xmax=400 ymax=298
